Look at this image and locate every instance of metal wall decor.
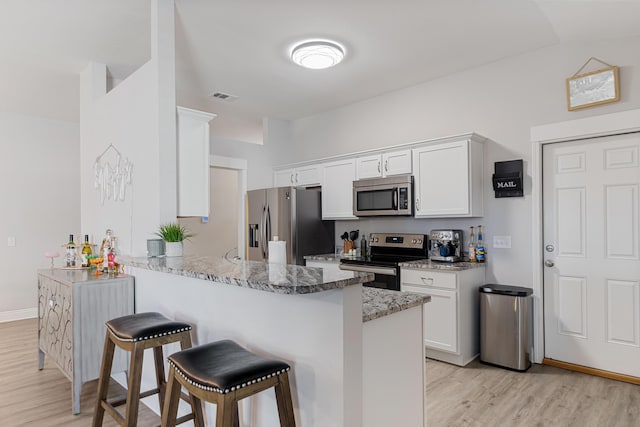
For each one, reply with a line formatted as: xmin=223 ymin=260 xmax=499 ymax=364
xmin=93 ymin=143 xmax=133 ymax=204
xmin=566 ymin=57 xmax=619 ymax=111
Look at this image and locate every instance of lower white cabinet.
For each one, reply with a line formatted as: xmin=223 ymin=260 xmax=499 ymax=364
xmin=401 ymin=266 xmax=485 ymax=366
xmin=321 ymin=158 xmax=357 ymax=220
xmin=37 ymin=269 xmax=134 ymax=414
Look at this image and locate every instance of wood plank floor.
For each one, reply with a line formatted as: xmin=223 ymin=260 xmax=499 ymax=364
xmin=0 ymin=318 xmax=159 ymax=426
xmin=427 ymin=358 xmax=640 ymax=427
xmin=2 ymin=318 xmax=639 ymax=426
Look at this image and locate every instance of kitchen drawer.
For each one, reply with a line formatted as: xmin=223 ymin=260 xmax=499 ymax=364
xmin=401 ymin=269 xmax=457 ymax=290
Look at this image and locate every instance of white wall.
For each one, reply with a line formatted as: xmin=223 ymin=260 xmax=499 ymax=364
xmin=80 ymin=0 xmax=176 ymax=257
xmin=0 ymin=112 xmax=79 ymax=317
xmin=288 ymin=36 xmax=640 ymax=287
xmin=210 ymin=117 xmax=293 ymax=190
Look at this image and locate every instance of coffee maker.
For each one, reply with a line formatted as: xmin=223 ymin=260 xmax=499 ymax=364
xmin=429 ymin=229 xmax=463 ymax=262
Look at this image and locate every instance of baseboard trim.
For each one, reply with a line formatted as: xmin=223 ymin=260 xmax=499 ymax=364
xmin=543 ymin=357 xmax=640 ymax=385
xmin=0 ymin=308 xmax=37 ymax=323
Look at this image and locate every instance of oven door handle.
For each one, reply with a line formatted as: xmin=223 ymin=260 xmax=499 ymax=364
xmin=339 ymin=264 xmax=397 ymax=276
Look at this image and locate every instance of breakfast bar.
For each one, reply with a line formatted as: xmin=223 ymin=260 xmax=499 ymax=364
xmin=122 ymin=255 xmax=429 ymax=427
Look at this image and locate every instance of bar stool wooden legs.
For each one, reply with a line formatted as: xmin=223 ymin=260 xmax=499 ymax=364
xmin=93 ymin=312 xmax=204 ymax=427
xmin=162 ymin=340 xmax=296 ymax=427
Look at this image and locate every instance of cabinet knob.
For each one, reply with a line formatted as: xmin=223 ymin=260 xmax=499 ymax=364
xmin=290 ymin=173 xmax=294 ymax=184
xmin=420 ymin=277 xmax=434 ymax=285
xmin=48 ymin=297 xmax=56 ymax=307
xmin=416 ymin=198 xmax=420 ymax=210
xmin=384 ymin=160 xmax=389 ymax=172
xmin=378 ymin=162 xmax=381 ymax=173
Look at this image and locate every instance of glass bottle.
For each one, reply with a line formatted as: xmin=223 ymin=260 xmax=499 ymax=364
xmin=100 ymin=229 xmax=113 ymax=272
xmin=360 ymin=234 xmax=368 ymax=258
xmin=476 ymin=225 xmax=485 ymax=263
xmin=81 ymin=235 xmax=92 ymax=267
xmin=468 ymin=226 xmax=476 ymax=262
xmin=65 ymin=234 xmax=76 ymax=267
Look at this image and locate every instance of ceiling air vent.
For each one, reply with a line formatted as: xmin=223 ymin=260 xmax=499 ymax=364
xmin=210 ymin=91 xmax=238 ymax=102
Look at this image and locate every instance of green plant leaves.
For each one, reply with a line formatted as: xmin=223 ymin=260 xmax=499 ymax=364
xmin=154 ymin=223 xmax=194 ymax=242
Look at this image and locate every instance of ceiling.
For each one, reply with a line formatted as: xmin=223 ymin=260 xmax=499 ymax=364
xmin=1 ymin=0 xmax=639 ymax=139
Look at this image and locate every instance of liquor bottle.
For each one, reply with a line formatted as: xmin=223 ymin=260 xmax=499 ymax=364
xmin=65 ymin=234 xmax=76 ymax=267
xmin=360 ymin=234 xmax=368 ymax=258
xmin=468 ymin=226 xmax=476 ymax=262
xmin=81 ymin=235 xmax=92 ymax=267
xmin=100 ymin=229 xmax=113 ymax=272
xmin=476 ymin=225 xmax=485 ymax=263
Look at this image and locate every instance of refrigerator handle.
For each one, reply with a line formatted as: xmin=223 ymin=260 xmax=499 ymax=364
xmin=265 ymin=205 xmax=272 ymax=258
xmin=261 ymin=205 xmax=267 ymax=259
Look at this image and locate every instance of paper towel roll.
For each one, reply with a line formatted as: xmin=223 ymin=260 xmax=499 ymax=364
xmin=268 ymin=240 xmax=287 ymax=265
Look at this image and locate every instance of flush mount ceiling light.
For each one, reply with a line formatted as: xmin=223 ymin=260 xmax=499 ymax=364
xmin=291 ymin=41 xmax=345 ymax=70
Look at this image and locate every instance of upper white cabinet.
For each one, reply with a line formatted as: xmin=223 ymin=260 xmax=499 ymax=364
xmin=177 ymin=106 xmax=215 ymax=217
xmin=274 ymin=164 xmax=321 ymax=187
xmin=321 ymin=158 xmax=357 ymax=220
xmin=357 ymin=149 xmax=412 ymax=179
xmin=412 ymin=137 xmax=484 ymax=217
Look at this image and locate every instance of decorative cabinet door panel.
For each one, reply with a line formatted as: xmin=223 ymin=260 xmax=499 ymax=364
xmin=38 ymin=275 xmax=73 ymax=379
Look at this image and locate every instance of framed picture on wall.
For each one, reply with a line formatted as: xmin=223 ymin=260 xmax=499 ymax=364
xmin=566 ymin=66 xmax=619 ymax=111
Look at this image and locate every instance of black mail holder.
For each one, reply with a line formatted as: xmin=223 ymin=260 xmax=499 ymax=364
xmin=492 ymin=159 xmax=523 ymax=198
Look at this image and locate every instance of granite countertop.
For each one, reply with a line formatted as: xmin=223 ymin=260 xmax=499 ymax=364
xmin=303 ymin=254 xmax=342 ymax=262
xmin=37 ymin=268 xmax=131 ymax=284
xmin=120 ymin=255 xmax=373 ymax=295
xmin=399 ymin=259 xmax=486 ymax=271
xmin=362 ymin=287 xmax=431 ymax=322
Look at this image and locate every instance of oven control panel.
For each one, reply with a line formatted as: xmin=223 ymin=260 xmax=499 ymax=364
xmin=370 ymin=233 xmax=425 ymax=249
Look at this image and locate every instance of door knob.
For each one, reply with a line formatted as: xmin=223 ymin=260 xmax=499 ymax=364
xmin=544 ymin=259 xmax=555 ymax=267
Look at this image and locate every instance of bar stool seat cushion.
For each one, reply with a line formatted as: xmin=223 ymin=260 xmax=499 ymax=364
xmin=106 ymin=312 xmax=192 ymax=342
xmin=168 ymin=340 xmax=291 ymax=394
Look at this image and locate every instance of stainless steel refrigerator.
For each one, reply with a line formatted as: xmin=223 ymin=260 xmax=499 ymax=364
xmin=246 ymin=187 xmax=335 ymax=265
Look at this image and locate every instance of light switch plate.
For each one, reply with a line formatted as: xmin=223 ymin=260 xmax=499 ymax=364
xmin=7 ymin=236 xmax=16 ymax=247
xmin=493 ymin=235 xmax=511 ymax=249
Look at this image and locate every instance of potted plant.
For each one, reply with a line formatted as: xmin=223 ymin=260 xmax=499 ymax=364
xmin=155 ymin=223 xmax=194 ymax=257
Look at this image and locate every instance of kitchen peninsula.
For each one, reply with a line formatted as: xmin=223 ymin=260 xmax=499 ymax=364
xmin=122 ymin=255 xmax=429 ymax=427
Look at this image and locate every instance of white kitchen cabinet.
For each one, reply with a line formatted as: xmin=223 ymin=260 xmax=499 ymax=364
xmin=177 ymin=106 xmax=216 ymax=217
xmin=305 ymin=259 xmax=340 ymax=272
xmin=321 ymin=158 xmax=357 ymax=220
xmin=357 ymin=149 xmax=412 ymax=179
xmin=401 ymin=265 xmax=485 ymax=366
xmin=274 ymin=164 xmax=321 ymax=187
xmin=412 ymin=137 xmax=484 ymax=217
xmin=37 ymin=269 xmax=134 ymax=414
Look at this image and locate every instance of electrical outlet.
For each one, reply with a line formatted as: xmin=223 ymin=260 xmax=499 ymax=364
xmin=7 ymin=236 xmax=16 ymax=247
xmin=493 ymin=235 xmax=511 ymax=249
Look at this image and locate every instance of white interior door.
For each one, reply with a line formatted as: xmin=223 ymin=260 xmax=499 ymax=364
xmin=543 ymin=133 xmax=640 ymax=377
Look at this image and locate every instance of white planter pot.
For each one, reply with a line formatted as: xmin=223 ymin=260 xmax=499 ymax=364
xmin=165 ymin=241 xmax=184 ymax=257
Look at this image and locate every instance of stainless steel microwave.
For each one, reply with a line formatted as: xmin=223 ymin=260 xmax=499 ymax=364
xmin=353 ymin=174 xmax=414 ymax=216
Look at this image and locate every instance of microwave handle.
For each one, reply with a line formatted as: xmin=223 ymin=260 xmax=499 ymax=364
xmin=392 ymin=187 xmax=398 ymax=210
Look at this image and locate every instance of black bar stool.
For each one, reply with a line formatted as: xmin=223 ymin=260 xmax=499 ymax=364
xmin=93 ymin=312 xmax=204 ymax=427
xmin=162 ymin=340 xmax=295 ymax=427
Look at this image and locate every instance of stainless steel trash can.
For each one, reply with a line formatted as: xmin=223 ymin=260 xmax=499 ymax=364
xmin=480 ymin=284 xmax=533 ymax=371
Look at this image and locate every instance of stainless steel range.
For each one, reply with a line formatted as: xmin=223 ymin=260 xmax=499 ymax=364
xmin=339 ymin=233 xmax=428 ymax=291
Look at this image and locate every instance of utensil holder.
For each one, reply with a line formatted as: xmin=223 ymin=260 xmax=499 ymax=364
xmin=344 ymin=240 xmax=355 ymax=254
